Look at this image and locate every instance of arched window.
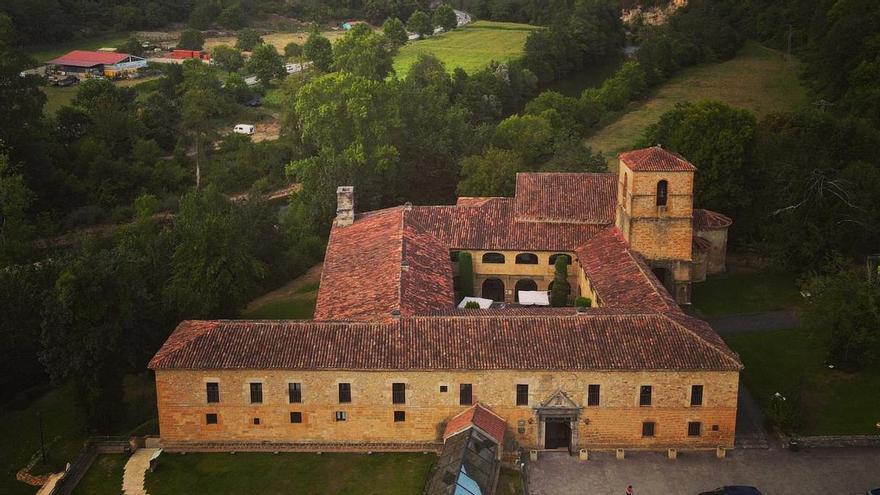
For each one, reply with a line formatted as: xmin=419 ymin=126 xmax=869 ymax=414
xmin=656 ymin=180 xmax=668 ymax=206
xmin=515 ymin=253 xmax=538 ymax=265
xmin=549 ymin=253 xmax=572 ymax=266
xmin=482 ymin=252 xmax=505 ymax=264
xmin=514 ymin=279 xmax=538 ymax=302
xmin=481 ymin=278 xmax=505 ymax=302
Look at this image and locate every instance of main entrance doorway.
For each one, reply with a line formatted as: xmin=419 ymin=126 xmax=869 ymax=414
xmin=544 ymin=419 xmax=572 ymax=450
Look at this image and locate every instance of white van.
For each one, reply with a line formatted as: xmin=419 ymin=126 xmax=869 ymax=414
xmin=233 ymin=124 xmax=255 ymax=135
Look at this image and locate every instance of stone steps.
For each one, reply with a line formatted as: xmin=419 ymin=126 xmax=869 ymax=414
xmin=122 ymin=448 xmax=159 ymax=495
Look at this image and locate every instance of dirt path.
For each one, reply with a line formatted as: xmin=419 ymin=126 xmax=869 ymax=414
xmin=244 ymin=263 xmax=322 ymax=312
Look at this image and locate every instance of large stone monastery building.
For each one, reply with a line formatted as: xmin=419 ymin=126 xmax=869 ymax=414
xmin=150 ymin=146 xmax=741 ymax=454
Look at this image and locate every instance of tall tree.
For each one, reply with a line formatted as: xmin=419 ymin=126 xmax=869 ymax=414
xmin=407 ymin=10 xmax=433 ymax=39
xmin=247 ymin=43 xmax=284 ymax=84
xmin=235 ymin=28 xmax=263 ymax=51
xmin=0 ymin=153 xmax=34 ymax=267
xmin=434 ymin=4 xmax=457 ymax=32
xmin=211 ymin=44 xmax=244 ymax=72
xmin=303 ymin=31 xmax=333 ymax=72
xmin=382 ymin=17 xmax=409 ymax=46
xmin=178 ymin=28 xmax=205 ymax=50
xmin=332 ymin=24 xmax=397 ymax=80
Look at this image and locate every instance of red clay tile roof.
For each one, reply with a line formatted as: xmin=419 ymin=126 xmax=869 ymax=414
xmin=409 ymin=199 xmax=606 ymax=252
xmin=48 ymin=50 xmax=130 ymax=66
xmin=575 ymin=227 xmax=678 ymax=313
xmin=443 ymin=404 xmax=507 ymax=444
xmin=148 ymin=316 xmax=741 ymax=371
xmin=514 ymin=173 xmax=616 ymax=224
xmin=693 ymin=209 xmax=733 ymax=230
xmin=314 ymin=207 xmax=454 ymax=322
xmin=456 ymin=197 xmax=496 ymax=207
xmin=619 ymin=146 xmax=696 ymax=172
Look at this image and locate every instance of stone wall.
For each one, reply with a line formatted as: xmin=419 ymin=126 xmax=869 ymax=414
xmin=695 ymin=229 xmax=728 ymax=275
xmin=155 ymin=369 xmax=739 ymax=450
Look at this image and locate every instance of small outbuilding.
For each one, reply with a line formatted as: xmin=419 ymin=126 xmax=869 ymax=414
xmin=47 ymin=50 xmax=147 ymax=78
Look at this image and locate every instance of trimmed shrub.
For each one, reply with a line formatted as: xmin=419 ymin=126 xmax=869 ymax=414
xmin=550 ymin=257 xmax=570 ymax=307
xmin=575 ymin=296 xmax=591 ymax=308
xmin=458 ymin=251 xmax=474 ymax=297
xmin=464 ymin=301 xmax=480 ymax=309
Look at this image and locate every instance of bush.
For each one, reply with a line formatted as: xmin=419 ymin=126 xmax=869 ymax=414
xmin=575 ymin=296 xmax=591 ymax=308
xmin=178 ymin=29 xmax=205 ymax=51
xmin=464 ymin=301 xmax=480 ymax=309
xmin=458 ymin=251 xmax=474 ymax=297
xmin=235 ymin=28 xmax=264 ymax=51
xmin=550 ymin=257 xmax=570 ymax=307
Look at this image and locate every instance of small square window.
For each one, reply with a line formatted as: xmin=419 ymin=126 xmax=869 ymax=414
xmin=206 ymin=413 xmax=218 ymax=424
xmin=253 ymin=417 xmax=261 ymax=425
xmin=335 ymin=411 xmax=347 ymax=422
xmin=688 ymin=421 xmax=702 ymax=437
xmin=393 ymin=411 xmax=405 ymax=422
xmin=642 ymin=421 xmax=655 ymax=437
xmin=440 ymin=385 xmax=448 ymax=393
xmin=712 ymin=424 xmax=719 ymax=432
xmin=290 ymin=412 xmax=302 ymax=423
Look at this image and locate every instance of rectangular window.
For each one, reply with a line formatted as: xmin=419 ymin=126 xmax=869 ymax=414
xmin=642 ymin=421 xmax=655 ymax=437
xmin=459 ymin=384 xmax=473 ymax=405
xmin=392 ymin=383 xmax=406 ymax=404
xmin=440 ymin=385 xmax=448 ymax=393
xmin=253 ymin=417 xmax=261 ymax=425
xmin=290 ymin=412 xmax=302 ymax=423
xmin=690 ymin=385 xmax=704 ymax=407
xmin=250 ymin=383 xmax=263 ymax=404
xmin=639 ymin=385 xmax=652 ymax=406
xmin=289 ymin=382 xmax=302 ymax=403
xmin=587 ymin=384 xmax=600 ymax=406
xmin=206 ymin=382 xmax=220 ymax=403
xmin=335 ymin=411 xmax=347 ymax=422
xmin=516 ymin=384 xmax=529 ymax=406
xmin=206 ymin=413 xmax=218 ymax=424
xmin=338 ymin=383 xmax=351 ymax=403
xmin=688 ymin=421 xmax=702 ymax=437
xmin=394 ymin=411 xmax=406 ymax=422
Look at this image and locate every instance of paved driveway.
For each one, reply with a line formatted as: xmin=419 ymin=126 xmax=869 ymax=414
xmin=528 ymin=448 xmax=880 ymax=495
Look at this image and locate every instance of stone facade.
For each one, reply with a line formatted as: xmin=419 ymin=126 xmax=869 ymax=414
xmin=155 ymin=369 xmax=738 ymax=450
xmin=454 ymin=250 xmax=580 ymax=303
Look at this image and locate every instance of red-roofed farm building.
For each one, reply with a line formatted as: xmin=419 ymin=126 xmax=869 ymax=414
xmin=149 ymin=146 xmax=740 ymax=461
xmin=47 ymin=50 xmax=147 ymax=78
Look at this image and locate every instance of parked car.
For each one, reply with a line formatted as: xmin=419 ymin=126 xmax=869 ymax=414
xmin=55 ymin=75 xmax=78 ymax=87
xmin=245 ymin=97 xmax=262 ymax=107
xmin=233 ymin=124 xmax=255 ymax=135
xmin=867 ymin=489 xmax=880 ymax=495
xmin=699 ymin=487 xmax=762 ymax=495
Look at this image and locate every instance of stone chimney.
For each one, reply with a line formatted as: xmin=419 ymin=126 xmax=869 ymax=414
xmin=336 ymin=186 xmax=354 ymax=227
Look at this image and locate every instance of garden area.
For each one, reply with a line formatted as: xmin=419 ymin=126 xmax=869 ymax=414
xmin=725 ymin=326 xmax=880 ymax=436
xmin=241 ymin=264 xmax=321 ymax=319
xmin=690 ymin=270 xmax=803 ymax=317
xmin=0 ymin=375 xmax=156 ymax=495
xmin=145 ymin=452 xmax=434 ymax=495
xmin=585 ymin=41 xmax=810 ymax=168
xmin=393 ymin=21 xmax=539 ymax=75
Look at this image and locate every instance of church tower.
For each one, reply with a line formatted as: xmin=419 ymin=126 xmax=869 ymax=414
xmin=615 ymin=146 xmax=695 ymax=304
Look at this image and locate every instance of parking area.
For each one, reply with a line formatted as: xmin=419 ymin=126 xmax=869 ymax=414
xmin=528 ymin=448 xmax=880 ymax=495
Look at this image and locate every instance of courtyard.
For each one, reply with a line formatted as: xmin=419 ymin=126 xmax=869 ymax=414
xmin=528 ymin=448 xmax=880 ymax=495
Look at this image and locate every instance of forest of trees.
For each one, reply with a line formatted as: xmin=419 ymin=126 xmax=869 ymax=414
xmin=1 ymin=0 xmax=878 ymax=425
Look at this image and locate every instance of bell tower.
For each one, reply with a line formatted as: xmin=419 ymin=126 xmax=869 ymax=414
xmin=615 ymin=146 xmax=695 ymax=304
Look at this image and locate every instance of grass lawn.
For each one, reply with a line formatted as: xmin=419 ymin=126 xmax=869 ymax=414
xmin=25 ymin=33 xmax=132 ymax=65
xmin=690 ymin=271 xmax=803 ymax=317
xmin=43 ymin=85 xmax=79 ymax=115
xmin=145 ymin=452 xmax=434 ymax=495
xmin=393 ymin=21 xmax=539 ymax=76
xmin=0 ymin=375 xmax=156 ymax=495
xmin=496 ymin=467 xmax=524 ymax=495
xmin=725 ymin=327 xmax=880 ymax=435
xmin=586 ymin=41 xmax=810 ymax=166
xmin=204 ymin=31 xmax=346 ymax=54
xmin=70 ymin=455 xmax=125 ymax=495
